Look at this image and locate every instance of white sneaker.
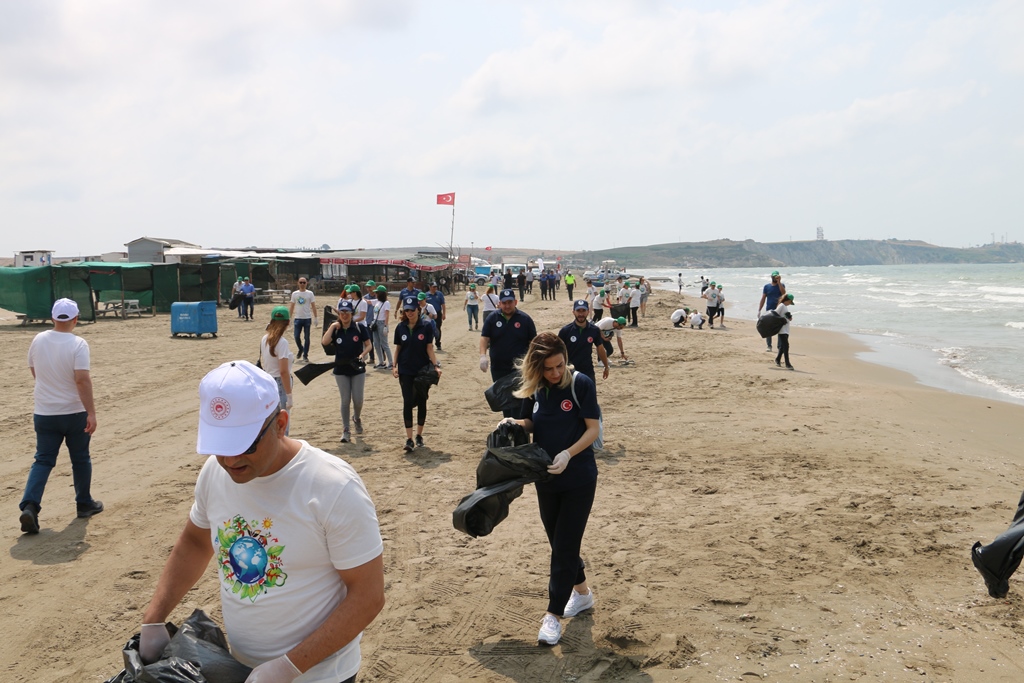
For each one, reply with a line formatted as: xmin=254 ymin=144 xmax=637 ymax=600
xmin=537 ymin=614 xmax=562 ymax=646
xmin=563 ymin=588 xmax=594 ymax=617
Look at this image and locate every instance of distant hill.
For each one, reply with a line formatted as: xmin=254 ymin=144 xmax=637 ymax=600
xmin=570 ymin=239 xmax=1024 ymax=269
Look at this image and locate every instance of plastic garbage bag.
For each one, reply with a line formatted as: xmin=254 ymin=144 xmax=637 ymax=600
xmin=104 ymin=609 xmax=251 ymax=683
xmin=486 ymin=443 xmax=553 ymax=482
xmin=972 ymin=490 xmax=1024 ymax=599
xmin=484 ymin=372 xmax=522 ymax=413
xmin=452 ymin=477 xmax=530 ymax=538
xmin=414 ymin=364 xmax=440 ymax=399
xmin=320 ymin=306 xmax=338 ymax=356
xmin=756 ymin=310 xmax=786 ymax=338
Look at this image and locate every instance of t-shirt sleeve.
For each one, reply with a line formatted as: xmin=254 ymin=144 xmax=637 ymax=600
xmin=359 ymin=324 xmax=370 ymax=342
xmin=274 ymin=337 xmax=289 ymax=359
xmin=74 ymin=339 xmax=90 ymax=371
xmin=480 ymin=315 xmax=494 ymax=338
xmin=188 ymin=457 xmax=218 ymax=530
xmin=575 ymin=374 xmax=600 ymax=420
xmin=325 ymin=477 xmax=384 ymax=570
xmin=526 ymin=316 xmax=537 ymax=338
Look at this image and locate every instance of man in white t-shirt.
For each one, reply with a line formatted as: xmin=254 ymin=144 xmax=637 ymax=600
xmin=20 ymin=298 xmax=102 ymax=534
xmin=627 ymin=285 xmax=642 ymax=327
xmin=140 ymin=361 xmax=384 ymax=683
xmin=617 ymin=282 xmax=631 ymax=304
xmin=289 ymin=277 xmax=318 ymax=363
xmin=596 ymin=316 xmax=628 ymax=361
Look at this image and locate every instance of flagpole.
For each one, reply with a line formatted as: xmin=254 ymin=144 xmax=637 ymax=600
xmin=450 ymin=203 xmax=456 ymax=269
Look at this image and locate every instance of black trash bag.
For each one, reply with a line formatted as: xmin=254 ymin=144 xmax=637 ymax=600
xmin=756 ymin=310 xmax=786 ymax=338
xmin=486 ymin=443 xmax=553 ymax=482
xmin=972 ymin=490 xmax=1024 ymax=599
xmin=414 ymin=364 xmax=439 ymax=400
xmin=453 ymin=478 xmax=530 ymax=538
xmin=320 ymin=306 xmax=338 ymax=356
xmin=610 ymin=303 xmax=629 ymax=320
xmin=484 ymin=372 xmax=521 ymax=413
xmin=294 ymin=361 xmax=335 ymax=386
xmin=477 ymin=423 xmax=532 ymax=487
xmin=104 ymin=609 xmax=251 ymax=683
xmin=228 ymin=293 xmax=243 ymax=311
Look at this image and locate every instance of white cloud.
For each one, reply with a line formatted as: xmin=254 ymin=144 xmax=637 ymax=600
xmin=451 ymin=1 xmax=818 ymax=111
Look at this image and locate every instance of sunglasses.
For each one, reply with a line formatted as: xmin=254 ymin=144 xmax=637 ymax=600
xmin=241 ymin=409 xmax=280 ymax=455
xmin=299 ymin=280 xmax=307 ymax=284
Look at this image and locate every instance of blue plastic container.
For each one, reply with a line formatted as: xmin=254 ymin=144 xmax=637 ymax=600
xmin=171 ymin=301 xmax=218 ymax=338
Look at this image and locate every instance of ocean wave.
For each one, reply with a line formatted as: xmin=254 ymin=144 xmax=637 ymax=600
xmin=983 ymin=295 xmax=1024 ymax=304
xmin=979 ymin=286 xmax=1024 ymax=296
xmin=1006 ymin=322 xmax=1024 ymax=330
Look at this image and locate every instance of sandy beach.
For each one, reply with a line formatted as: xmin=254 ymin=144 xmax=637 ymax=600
xmin=3 ymin=288 xmax=1024 ymax=682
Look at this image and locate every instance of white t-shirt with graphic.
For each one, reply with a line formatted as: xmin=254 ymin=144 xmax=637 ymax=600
xmin=190 ymin=442 xmax=383 ymax=682
xmin=290 ymin=290 xmax=316 ymax=320
xmin=28 ymin=330 xmax=90 ymax=415
xmin=704 ymin=288 xmax=720 ymax=307
xmin=260 ymin=335 xmax=293 ymax=378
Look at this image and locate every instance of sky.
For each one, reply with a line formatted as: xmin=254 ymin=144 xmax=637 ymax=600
xmin=1 ymin=0 xmax=1022 ymax=257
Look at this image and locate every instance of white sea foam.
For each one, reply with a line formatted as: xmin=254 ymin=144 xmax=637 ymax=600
xmin=1006 ymin=322 xmax=1024 ymax=330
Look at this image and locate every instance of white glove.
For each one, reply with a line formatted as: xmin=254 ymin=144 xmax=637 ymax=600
xmin=312 ymin=318 xmax=318 ymax=327
xmin=245 ymin=655 xmax=301 ymax=683
xmin=496 ymin=417 xmax=517 ymax=430
xmin=139 ymin=623 xmax=171 ymax=664
xmin=285 ymin=394 xmax=293 ymax=410
xmin=479 ymin=355 xmax=489 ymax=372
xmin=548 ymin=450 xmax=571 ymax=475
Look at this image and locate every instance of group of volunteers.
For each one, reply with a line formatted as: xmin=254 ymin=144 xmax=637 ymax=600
xmin=16 ymin=266 xmax=794 ymax=683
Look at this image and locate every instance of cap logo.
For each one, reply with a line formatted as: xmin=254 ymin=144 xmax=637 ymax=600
xmin=561 ymin=400 xmax=573 ymax=412
xmin=210 ymin=397 xmax=231 ymax=420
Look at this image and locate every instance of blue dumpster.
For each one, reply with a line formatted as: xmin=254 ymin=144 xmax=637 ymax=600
xmin=171 ymin=301 xmax=218 ymax=338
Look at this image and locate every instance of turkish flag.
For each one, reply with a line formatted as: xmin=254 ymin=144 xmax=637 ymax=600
xmin=437 ymin=193 xmax=455 ymax=205
xmin=484 ymin=246 xmax=492 ymax=251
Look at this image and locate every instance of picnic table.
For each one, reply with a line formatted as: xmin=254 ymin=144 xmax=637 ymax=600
xmin=263 ymin=289 xmax=290 ymax=304
xmin=98 ymin=299 xmax=145 ymax=319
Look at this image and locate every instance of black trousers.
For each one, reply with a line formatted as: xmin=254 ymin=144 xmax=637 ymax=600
xmin=398 ymin=374 xmax=428 ymax=428
xmin=566 ymin=284 xmax=574 ymax=300
xmin=592 ymin=309 xmax=603 ymax=322
xmin=434 ymin=317 xmax=443 ymax=346
xmin=630 ymin=307 xmax=638 ymax=325
xmin=775 ymin=333 xmax=790 ymax=366
xmin=537 ymin=480 xmax=596 ymax=616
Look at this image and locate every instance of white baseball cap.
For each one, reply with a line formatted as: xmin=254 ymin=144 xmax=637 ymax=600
xmin=51 ymin=298 xmax=79 ymax=320
xmin=197 ymin=360 xmax=280 ymax=456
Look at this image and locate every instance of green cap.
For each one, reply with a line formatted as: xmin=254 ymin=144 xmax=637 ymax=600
xmin=366 ymin=280 xmax=375 ymax=287
xmin=710 ymin=281 xmax=716 ymax=286
xmin=236 ymin=277 xmax=242 ymax=282
xmin=615 ymin=316 xmax=627 ymax=325
xmin=417 ymin=292 xmax=427 ymax=300
xmin=783 ymin=293 xmax=794 ymax=302
xmin=717 ymin=284 xmax=722 ymax=289
xmin=771 ymin=270 xmax=780 ymax=277
xmin=469 ymin=283 xmax=477 ymax=289
xmin=375 ymin=285 xmax=387 ymax=293
xmin=599 ymin=289 xmax=605 ymax=296
xmin=271 ymin=305 xmax=290 ymax=321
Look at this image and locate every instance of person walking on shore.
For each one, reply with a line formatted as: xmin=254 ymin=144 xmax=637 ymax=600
xmin=758 ymin=271 xmax=786 ymax=352
xmin=479 ymin=289 xmax=537 ymax=418
xmin=240 ymin=277 xmax=256 ymax=321
xmin=482 ymin=285 xmax=499 ymax=324
xmin=517 ymin=270 xmax=527 ymax=301
xmin=715 ymin=284 xmax=726 ymax=325
xmin=464 ymin=283 xmax=481 ymax=331
xmin=393 ymin=297 xmax=442 ymax=452
xmin=324 ymin=300 xmax=372 ymax=443
xmin=425 ymin=282 xmax=446 ymax=352
xmin=773 ymin=294 xmax=795 ymax=370
xmin=232 ymin=277 xmax=244 ymax=318
xmin=558 ymin=300 xmax=610 ymax=384
xmin=260 ymin=306 xmax=295 ymax=434
xmin=502 ymin=333 xmax=601 ymax=646
xmin=638 ymin=277 xmax=651 ymax=318
xmin=677 ymin=273 xmax=684 ymax=294
xmin=703 ymin=281 xmax=720 ymax=329
xmin=371 ymin=286 xmax=393 ymax=370
xmin=564 ymin=272 xmax=576 ymax=300
xmin=19 ymin=298 xmax=102 ymax=534
xmin=138 ymin=360 xmax=385 ymax=683
xmin=289 ymin=277 xmax=318 ymax=363
xmin=593 ymin=289 xmax=610 ymax=322
xmin=628 ymin=283 xmax=641 ymax=327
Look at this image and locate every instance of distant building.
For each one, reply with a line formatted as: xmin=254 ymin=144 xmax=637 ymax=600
xmin=14 ymin=250 xmax=53 ymax=267
xmin=125 ymin=237 xmax=200 ymax=263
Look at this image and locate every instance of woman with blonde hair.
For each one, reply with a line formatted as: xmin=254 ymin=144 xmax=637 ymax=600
xmin=501 ymin=332 xmax=600 ymax=646
xmin=259 ymin=305 xmax=294 ymax=434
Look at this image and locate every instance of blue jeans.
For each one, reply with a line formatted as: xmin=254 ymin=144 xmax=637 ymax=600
xmin=293 ymin=318 xmax=312 ymax=359
xmin=274 ymin=377 xmax=292 ymax=436
xmin=22 ymin=412 xmax=93 ymax=511
xmin=466 ymin=305 xmax=479 ymax=328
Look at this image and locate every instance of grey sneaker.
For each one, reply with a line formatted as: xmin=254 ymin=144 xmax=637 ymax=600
xmin=563 ymin=588 xmax=594 ymax=617
xmin=340 ymin=431 xmax=351 ymax=443
xmin=537 ymin=614 xmax=562 ymax=646
xmin=353 ymin=418 xmax=363 ymax=435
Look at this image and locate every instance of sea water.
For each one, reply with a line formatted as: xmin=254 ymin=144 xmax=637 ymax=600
xmin=639 ymin=263 xmax=1024 ymax=406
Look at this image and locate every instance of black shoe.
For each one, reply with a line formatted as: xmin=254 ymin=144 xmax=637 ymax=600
xmin=403 ymin=439 xmax=415 ymax=453
xmin=20 ymin=503 xmax=40 ymax=534
xmin=775 ymin=360 xmax=781 ymax=367
xmin=415 ymin=435 xmax=424 ymax=449
xmin=76 ymin=500 xmax=104 ymax=519
xmin=972 ymin=542 xmax=1009 ymax=598
xmin=786 ymin=365 xmax=794 ymax=370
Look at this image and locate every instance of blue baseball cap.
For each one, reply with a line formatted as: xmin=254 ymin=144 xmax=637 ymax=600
xmin=573 ymin=299 xmax=589 ymax=310
xmin=499 ymin=289 xmax=516 ymax=302
xmin=337 ymin=300 xmax=354 ymax=313
xmin=402 ymin=296 xmax=418 ymax=310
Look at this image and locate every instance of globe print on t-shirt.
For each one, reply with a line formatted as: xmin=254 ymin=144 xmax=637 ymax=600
xmin=216 ymin=515 xmax=287 ymax=602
